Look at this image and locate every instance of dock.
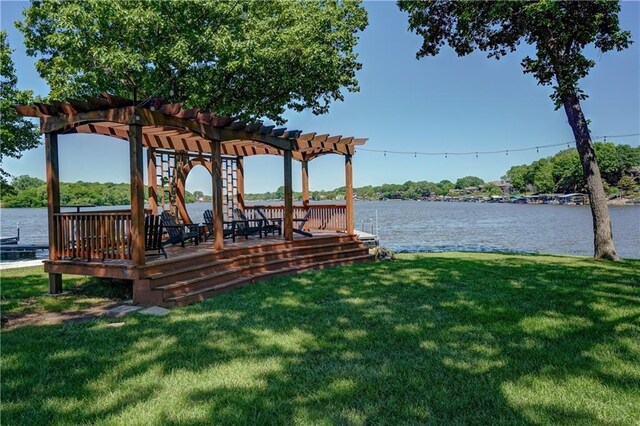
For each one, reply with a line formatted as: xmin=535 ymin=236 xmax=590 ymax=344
xmin=355 ymin=230 xmax=379 ymax=248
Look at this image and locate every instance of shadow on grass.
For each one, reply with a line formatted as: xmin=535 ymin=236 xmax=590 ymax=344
xmin=1 ymin=254 xmax=639 ymax=424
xmin=1 ymin=267 xmax=132 ymax=316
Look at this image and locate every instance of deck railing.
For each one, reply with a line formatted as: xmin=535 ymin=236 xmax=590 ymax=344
xmin=245 ymin=204 xmax=347 ymax=231
xmin=53 ymin=211 xmax=132 ymax=260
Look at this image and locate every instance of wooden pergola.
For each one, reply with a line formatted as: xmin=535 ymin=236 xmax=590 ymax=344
xmin=14 ymin=94 xmax=368 ymax=295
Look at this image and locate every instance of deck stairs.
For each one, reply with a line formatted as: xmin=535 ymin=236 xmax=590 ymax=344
xmin=137 ymin=234 xmax=373 ymax=306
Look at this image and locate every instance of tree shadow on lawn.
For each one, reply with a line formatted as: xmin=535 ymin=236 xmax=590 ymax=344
xmin=2 ymin=254 xmax=639 ymax=424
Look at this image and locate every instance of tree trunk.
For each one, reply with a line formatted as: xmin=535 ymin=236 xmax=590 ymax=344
xmin=562 ymin=93 xmax=619 ymax=261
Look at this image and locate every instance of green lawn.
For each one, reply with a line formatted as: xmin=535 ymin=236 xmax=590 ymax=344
xmin=2 ymin=253 xmax=639 ymax=425
xmin=1 ymin=267 xmax=131 ymax=316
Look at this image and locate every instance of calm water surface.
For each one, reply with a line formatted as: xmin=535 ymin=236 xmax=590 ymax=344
xmin=1 ymin=201 xmax=638 ymax=259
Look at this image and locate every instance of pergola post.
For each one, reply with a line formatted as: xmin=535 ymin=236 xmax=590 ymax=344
xmin=301 ymin=159 xmax=310 ymax=208
xmin=212 ymin=141 xmax=224 ymax=250
xmin=345 ymin=154 xmax=354 ymax=235
xmin=147 ymin=147 xmax=158 ymax=214
xmin=236 ymin=156 xmax=245 ymax=211
xmin=284 ymin=150 xmax=294 ymax=241
xmin=45 ymin=132 xmax=62 ymax=293
xmin=129 ymin=122 xmax=145 ymax=266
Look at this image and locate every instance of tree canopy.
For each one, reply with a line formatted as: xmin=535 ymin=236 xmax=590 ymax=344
xmin=0 ymin=176 xmax=198 ymax=207
xmin=17 ymin=0 xmax=368 ymax=124
xmin=0 ymin=30 xmax=41 ymax=194
xmin=503 ymin=142 xmax=640 ymax=194
xmin=455 ymin=176 xmax=485 ymax=190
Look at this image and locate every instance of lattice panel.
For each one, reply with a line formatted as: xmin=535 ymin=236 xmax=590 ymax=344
xmin=222 ymin=156 xmax=238 ymax=221
xmin=156 ymin=150 xmax=189 ymax=222
xmin=155 ymin=150 xmax=238 ymax=222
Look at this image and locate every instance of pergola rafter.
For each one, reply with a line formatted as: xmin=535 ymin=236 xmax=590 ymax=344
xmin=13 ymin=93 xmax=367 ymax=293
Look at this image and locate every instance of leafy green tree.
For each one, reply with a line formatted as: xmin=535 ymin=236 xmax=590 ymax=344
xmin=529 ymin=159 xmax=554 ymax=194
xmin=435 ymin=180 xmax=454 ymax=196
xmin=551 ymin=149 xmax=583 ymax=193
xmin=503 ymin=165 xmax=529 ymax=193
xmin=616 ymin=176 xmax=637 ymax=196
xmin=10 ymin=175 xmax=44 ymax=191
xmin=17 ymin=0 xmax=367 ymax=124
xmin=482 ymin=183 xmax=503 ymax=197
xmin=455 ymin=176 xmax=484 ymax=190
xmin=398 ymin=1 xmax=632 ymax=260
xmin=0 ymin=31 xmax=41 ymax=194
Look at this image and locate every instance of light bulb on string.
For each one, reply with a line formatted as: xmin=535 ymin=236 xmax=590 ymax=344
xmin=445 ymin=153 xmax=447 ymax=159
xmin=536 ymin=147 xmax=539 ymax=153
xmin=506 ymin=150 xmax=509 ymax=156
xmin=414 ymin=152 xmax=417 ymax=158
xmin=475 ymin=152 xmax=478 ymax=158
xmin=384 ymin=151 xmax=386 ymax=157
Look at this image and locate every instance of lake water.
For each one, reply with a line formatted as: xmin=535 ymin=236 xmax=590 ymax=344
xmin=1 ymin=201 xmax=638 ymax=259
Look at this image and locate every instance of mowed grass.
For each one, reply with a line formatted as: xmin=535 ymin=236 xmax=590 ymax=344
xmin=1 ymin=253 xmax=639 ymax=425
xmin=1 ymin=266 xmax=131 ymax=316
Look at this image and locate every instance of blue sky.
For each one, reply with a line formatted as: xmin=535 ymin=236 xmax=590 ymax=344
xmin=2 ymin=0 xmax=639 ymax=194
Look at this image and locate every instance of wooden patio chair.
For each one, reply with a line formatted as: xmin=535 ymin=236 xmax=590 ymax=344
xmin=144 ymin=215 xmax=167 ymax=258
xmin=254 ymin=208 xmax=282 ymax=237
xmin=160 ymin=211 xmax=199 ymax=247
xmin=293 ymin=208 xmax=313 ymax=237
xmin=232 ymin=208 xmax=264 ymax=240
xmin=202 ymin=209 xmax=234 ymax=241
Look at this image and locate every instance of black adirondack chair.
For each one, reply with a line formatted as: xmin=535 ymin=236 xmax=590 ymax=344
xmin=144 ymin=215 xmax=167 ymax=258
xmin=254 ymin=208 xmax=282 ymax=236
xmin=293 ymin=208 xmax=313 ymax=237
xmin=160 ymin=211 xmax=199 ymax=247
xmin=232 ymin=208 xmax=264 ymax=240
xmin=202 ymin=209 xmax=234 ymax=241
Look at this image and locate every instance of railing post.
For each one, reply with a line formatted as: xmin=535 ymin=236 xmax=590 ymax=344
xmin=284 ymin=150 xmax=294 ymax=241
xmin=45 ymin=132 xmax=62 ymax=293
xmin=301 ymin=159 xmax=310 ymax=208
xmin=345 ymin=154 xmax=354 ymax=235
xmin=212 ymin=141 xmax=224 ymax=250
xmin=129 ymin=121 xmax=145 ymax=266
xmin=147 ymin=147 xmax=158 ymax=215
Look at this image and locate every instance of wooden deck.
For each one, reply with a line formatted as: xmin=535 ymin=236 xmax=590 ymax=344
xmin=44 ymin=232 xmax=373 ymax=306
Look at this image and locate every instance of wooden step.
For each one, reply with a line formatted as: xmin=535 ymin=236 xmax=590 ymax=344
xmin=167 ymin=253 xmax=374 ymax=306
xmin=157 ymin=247 xmax=370 ymax=298
xmin=138 ymin=234 xmax=357 ymax=277
xmin=143 ymin=240 xmax=362 ymax=284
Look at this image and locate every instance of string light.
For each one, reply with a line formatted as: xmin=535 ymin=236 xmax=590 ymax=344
xmin=357 ymin=133 xmax=639 ymax=158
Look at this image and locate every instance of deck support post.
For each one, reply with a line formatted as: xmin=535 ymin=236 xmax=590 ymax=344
xmin=212 ymin=141 xmax=224 ymax=250
xmin=147 ymin=147 xmax=158 ymax=215
xmin=345 ymin=154 xmax=354 ymax=235
xmin=284 ymin=150 xmax=294 ymax=241
xmin=45 ymin=132 xmax=62 ymax=293
xmin=236 ymin=156 xmax=245 ymax=211
xmin=301 ymin=159 xmax=310 ymax=208
xmin=129 ymin=121 xmax=145 ymax=266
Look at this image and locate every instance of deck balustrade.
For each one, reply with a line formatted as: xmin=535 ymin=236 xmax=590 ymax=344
xmin=53 ymin=211 xmax=133 ymax=260
xmin=245 ymin=204 xmax=346 ymax=231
